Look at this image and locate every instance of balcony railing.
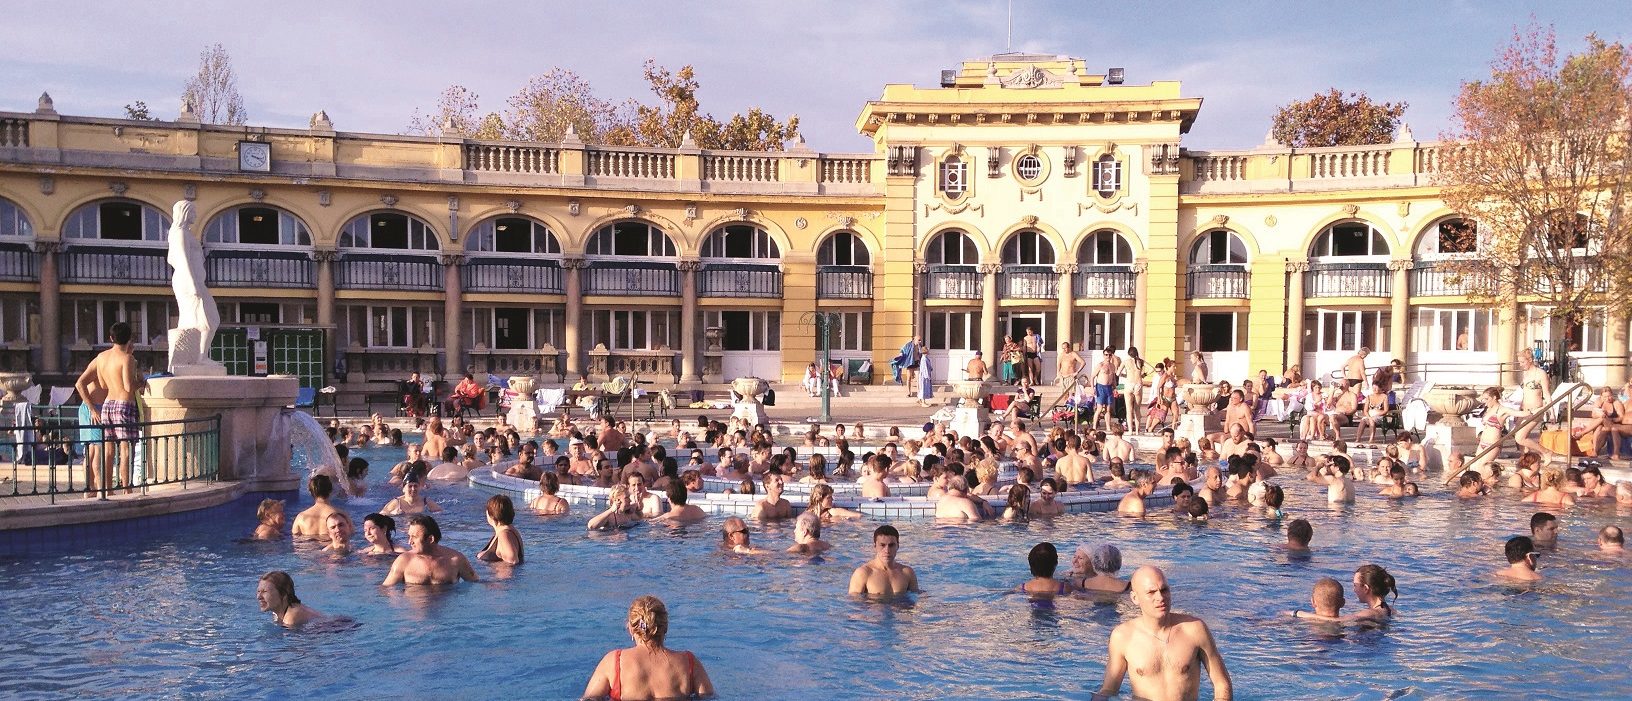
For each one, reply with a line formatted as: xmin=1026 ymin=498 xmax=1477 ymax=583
xmin=583 ymin=260 xmax=680 ymax=296
xmin=816 ymin=266 xmax=872 ymax=299
xmin=62 ymin=244 xmax=170 ymax=285
xmin=699 ymin=263 xmax=782 ymax=298
xmin=335 ymin=253 xmax=442 ymax=291
xmin=344 ymin=349 xmax=440 ymax=378
xmin=1075 ymin=266 xmax=1136 ymax=298
xmin=588 ymin=348 xmax=680 ymax=382
xmin=1305 ymin=262 xmax=1391 ymax=298
xmin=204 ymin=249 xmax=315 ymax=288
xmin=1411 ymin=260 xmax=1487 ymax=296
xmin=1186 ymin=264 xmax=1249 ymax=299
xmin=463 ymin=143 xmax=559 ymax=174
xmin=0 ymin=242 xmax=37 ymax=282
xmin=998 ymin=265 xmax=1058 ymax=299
xmin=924 ymin=264 xmax=982 ymax=299
xmin=462 ymin=257 xmax=563 ymax=294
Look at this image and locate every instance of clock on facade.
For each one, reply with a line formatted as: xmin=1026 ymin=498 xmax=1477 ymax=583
xmin=238 ymin=141 xmax=271 ymax=172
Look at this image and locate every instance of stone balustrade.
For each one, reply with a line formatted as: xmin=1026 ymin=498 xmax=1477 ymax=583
xmin=1182 ymin=139 xmax=1446 ymax=194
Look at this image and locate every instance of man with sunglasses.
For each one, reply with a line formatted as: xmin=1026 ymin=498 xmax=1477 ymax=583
xmin=1494 ymin=536 xmax=1543 ymax=581
xmin=720 ymin=517 xmax=765 ymax=554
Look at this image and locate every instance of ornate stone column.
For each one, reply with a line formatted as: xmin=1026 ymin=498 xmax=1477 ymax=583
xmin=440 ymin=252 xmax=465 ymax=377
xmin=313 ymin=248 xmax=339 ymax=380
xmin=677 ymin=258 xmax=702 ymax=383
xmin=35 ymin=240 xmax=62 ymax=375
xmin=1132 ymin=260 xmax=1149 ymax=353
xmin=979 ymin=262 xmax=1002 ymax=375
xmin=1284 ymin=259 xmax=1309 ymax=371
xmin=561 ymin=256 xmax=586 ymax=380
xmin=1495 ymin=275 xmax=1521 ymax=386
xmin=1054 ymin=263 xmax=1077 ymax=351
xmin=1388 ymin=259 xmax=1411 ymax=363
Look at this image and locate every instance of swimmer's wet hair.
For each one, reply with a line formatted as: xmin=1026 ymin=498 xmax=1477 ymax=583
xmin=1028 ymin=542 xmax=1059 ymax=577
xmin=308 ymin=474 xmax=333 ymax=499
xmin=627 ymin=595 xmax=669 ymax=645
xmin=260 ymin=570 xmax=299 ymax=605
xmin=256 ymin=498 xmax=283 ymax=523
xmin=1505 ymin=535 xmax=1535 ymax=563
xmin=873 ymin=524 xmax=900 ymax=542
xmin=1288 ymin=519 xmax=1313 ymax=546
xmin=486 ymin=495 xmax=515 ymax=525
xmin=364 ymin=513 xmax=395 ymax=535
xmin=1355 ymin=564 xmax=1397 ymax=601
xmin=407 ymin=514 xmax=442 ymax=543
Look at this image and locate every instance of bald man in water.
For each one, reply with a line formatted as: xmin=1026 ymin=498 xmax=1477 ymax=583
xmin=1093 ymin=566 xmax=1232 ymax=701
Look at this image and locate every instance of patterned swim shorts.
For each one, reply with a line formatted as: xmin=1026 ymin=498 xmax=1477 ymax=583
xmin=101 ymin=399 xmax=139 ymax=441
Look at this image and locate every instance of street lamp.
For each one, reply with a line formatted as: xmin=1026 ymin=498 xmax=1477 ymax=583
xmin=804 ymin=311 xmax=840 ymax=424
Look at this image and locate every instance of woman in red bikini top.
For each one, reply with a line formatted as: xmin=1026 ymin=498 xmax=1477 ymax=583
xmin=583 ymin=596 xmax=714 ymax=700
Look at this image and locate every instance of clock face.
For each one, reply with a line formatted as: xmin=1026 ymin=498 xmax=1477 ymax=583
xmin=239 ymin=142 xmax=270 ymax=171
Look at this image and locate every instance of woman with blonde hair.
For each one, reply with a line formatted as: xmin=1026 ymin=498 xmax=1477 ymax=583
xmin=1522 ymin=466 xmax=1577 ymax=508
xmin=583 ymin=595 xmax=714 ymax=701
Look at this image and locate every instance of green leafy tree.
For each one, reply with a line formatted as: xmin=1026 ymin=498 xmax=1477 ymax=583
xmin=123 ymin=101 xmax=156 ymax=121
xmin=1270 ymin=89 xmax=1406 ymax=147
xmin=181 ymin=43 xmax=247 ymax=125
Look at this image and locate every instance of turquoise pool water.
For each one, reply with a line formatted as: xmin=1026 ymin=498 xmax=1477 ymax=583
xmin=2 ymin=441 xmax=1630 ymax=700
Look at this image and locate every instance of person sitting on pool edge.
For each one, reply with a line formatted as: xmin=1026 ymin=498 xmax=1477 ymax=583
xmin=252 ymin=498 xmax=285 ymax=540
xmin=257 ymin=571 xmax=323 ymax=628
xmin=582 ymin=595 xmax=714 ymax=701
xmin=382 ymin=514 xmax=479 ymax=585
xmin=291 ymin=474 xmax=344 ymax=542
xmin=1495 ymin=536 xmax=1543 ymax=582
xmin=476 ymin=495 xmax=524 ymax=565
xmin=849 ymin=524 xmax=919 ymax=599
xmin=1018 ymin=542 xmax=1075 ymax=598
xmin=787 ymin=511 xmax=830 ymax=555
xmin=1092 ymin=566 xmax=1232 ymax=701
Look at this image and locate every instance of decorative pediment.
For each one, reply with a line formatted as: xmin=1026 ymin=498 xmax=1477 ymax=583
xmin=1000 ymin=65 xmax=1063 ymax=89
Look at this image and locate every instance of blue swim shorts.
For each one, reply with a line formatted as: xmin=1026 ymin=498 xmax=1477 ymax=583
xmin=1095 ymin=383 xmax=1115 ymax=406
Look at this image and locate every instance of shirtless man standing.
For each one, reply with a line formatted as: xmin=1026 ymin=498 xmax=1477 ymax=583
xmin=291 ymin=474 xmax=344 ymax=541
xmin=1103 ymin=424 xmax=1136 ymax=464
xmin=1022 ymin=327 xmax=1043 ymax=385
xmin=382 ymin=514 xmax=479 ymax=585
xmin=74 ymin=322 xmax=144 ymax=497
xmin=848 ymin=525 xmax=920 ymax=598
xmin=1091 ymin=347 xmax=1121 ymax=433
xmin=964 ymin=350 xmax=989 ymax=381
xmin=1093 ymin=566 xmax=1232 ymax=701
xmin=1058 ymin=342 xmax=1085 ymax=388
xmin=1515 ymin=354 xmax=1554 ymax=464
xmin=1220 ymin=390 xmax=1255 ymax=439
xmin=1343 ymin=347 xmax=1370 ymax=391
xmin=1055 ymin=434 xmax=1097 ymax=488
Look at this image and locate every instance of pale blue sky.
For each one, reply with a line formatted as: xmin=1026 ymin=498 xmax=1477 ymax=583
xmin=2 ymin=1 xmax=1625 ymax=151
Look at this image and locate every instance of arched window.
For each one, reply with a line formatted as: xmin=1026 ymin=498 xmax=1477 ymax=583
xmin=338 ymin=211 xmax=440 ymax=250
xmin=0 ymin=197 xmax=31 ymax=238
xmin=1001 ymin=230 xmax=1055 ymax=265
xmin=63 ymin=199 xmax=170 ymax=242
xmin=586 ymin=220 xmax=677 ymax=257
xmin=1416 ymin=217 xmax=1478 ymax=256
xmin=700 ymin=224 xmax=779 ymax=259
xmin=1189 ymin=230 xmax=1246 ymax=265
xmin=1311 ymin=221 xmax=1389 ymax=258
xmin=204 ymin=206 xmax=312 ymax=246
xmin=1078 ymin=230 xmax=1133 ymax=266
xmin=818 ymin=231 xmax=871 ymax=266
xmin=466 ymin=216 xmax=560 ymax=254
xmin=925 ymin=230 xmax=979 ymax=265
xmin=939 ymin=156 xmax=968 ymax=197
xmin=1534 ymin=211 xmax=1591 ymax=252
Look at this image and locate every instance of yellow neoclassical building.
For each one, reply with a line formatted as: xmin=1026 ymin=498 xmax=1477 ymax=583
xmin=0 ymin=53 xmax=1625 ymax=394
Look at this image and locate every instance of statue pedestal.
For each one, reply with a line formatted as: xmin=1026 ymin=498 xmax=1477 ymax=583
xmin=1422 ymin=422 xmax=1477 ymax=475
xmin=1176 ymin=411 xmax=1220 ymax=445
xmin=950 ymin=406 xmax=988 ymax=439
xmin=732 ymin=400 xmax=769 ymax=427
xmin=144 ymin=375 xmax=300 ymax=493
xmin=167 ymin=329 xmax=227 ymax=376
xmin=508 ymin=400 xmax=537 ymax=432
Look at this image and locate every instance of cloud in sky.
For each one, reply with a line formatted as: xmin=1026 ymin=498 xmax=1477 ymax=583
xmin=1 ymin=0 xmax=1625 ymax=150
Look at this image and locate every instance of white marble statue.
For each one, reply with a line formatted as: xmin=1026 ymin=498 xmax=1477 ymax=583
xmin=167 ymin=200 xmax=225 ymax=375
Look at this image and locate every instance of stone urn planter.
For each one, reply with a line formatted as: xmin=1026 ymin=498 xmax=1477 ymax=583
xmin=1182 ymin=382 xmax=1218 ymax=413
xmin=732 ymin=377 xmax=769 ymax=401
xmin=507 ymin=375 xmax=537 ymax=396
xmin=952 ymin=380 xmax=989 ymax=406
xmin=0 ymin=372 xmax=31 ymax=403
xmin=1423 ymin=386 xmax=1480 ymax=427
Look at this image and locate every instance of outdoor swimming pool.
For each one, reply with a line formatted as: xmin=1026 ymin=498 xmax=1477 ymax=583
xmin=2 ymin=440 xmax=1630 ymax=700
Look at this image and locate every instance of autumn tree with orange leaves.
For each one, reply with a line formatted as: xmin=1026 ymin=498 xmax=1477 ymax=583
xmin=1270 ymin=89 xmax=1406 ymax=148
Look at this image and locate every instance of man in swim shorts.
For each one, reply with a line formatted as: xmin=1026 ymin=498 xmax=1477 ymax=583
xmin=1091 ymin=347 xmax=1119 ymax=433
xmin=1343 ymin=347 xmax=1369 ymax=390
xmin=848 ymin=524 xmax=919 ymax=598
xmin=74 ymin=321 xmax=144 ymax=497
xmin=1093 ymin=566 xmax=1232 ymax=701
xmin=382 ymin=514 xmax=479 ymax=585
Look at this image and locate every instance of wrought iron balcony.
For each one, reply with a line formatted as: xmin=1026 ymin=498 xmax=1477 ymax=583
xmin=583 ymin=260 xmax=680 ymax=296
xmin=462 ymin=257 xmax=563 ymax=294
xmin=1411 ymin=260 xmax=1485 ymax=296
xmin=1305 ymin=262 xmax=1390 ymax=297
xmin=62 ymin=244 xmax=170 ymax=285
xmin=698 ymin=263 xmax=782 ymax=298
xmin=205 ymin=249 xmax=315 ymax=288
xmin=0 ymin=242 xmax=37 ymax=282
xmin=816 ymin=265 xmax=872 ymax=299
xmin=335 ymin=253 xmax=443 ymax=291
xmin=923 ymin=264 xmax=982 ymax=299
xmin=1186 ymin=264 xmax=1249 ymax=299
xmin=998 ymin=265 xmax=1058 ymax=299
xmin=1074 ymin=266 xmax=1137 ymax=298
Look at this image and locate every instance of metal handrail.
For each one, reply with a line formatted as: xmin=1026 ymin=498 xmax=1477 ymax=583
xmin=1459 ymin=383 xmax=1595 ymax=471
xmin=1 ymin=414 xmax=221 ymax=502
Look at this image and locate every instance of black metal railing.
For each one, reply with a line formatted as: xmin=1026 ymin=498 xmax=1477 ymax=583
xmin=583 ymin=260 xmax=680 ymax=296
xmin=61 ymin=244 xmax=171 ymax=285
xmin=924 ymin=264 xmax=982 ymax=299
xmin=0 ymin=242 xmax=37 ymax=282
xmin=1410 ymin=261 xmax=1487 ymax=296
xmin=698 ymin=263 xmax=782 ymax=298
xmin=1075 ymin=266 xmax=1137 ymax=298
xmin=463 ymin=257 xmax=564 ymax=294
xmin=816 ymin=266 xmax=872 ymax=298
xmin=1 ymin=414 xmax=220 ymax=502
xmin=205 ymin=249 xmax=316 ymax=288
xmin=998 ymin=265 xmax=1058 ymax=299
xmin=335 ymin=253 xmax=443 ymax=291
xmin=1186 ymin=264 xmax=1249 ymax=299
xmin=1305 ymin=262 xmax=1391 ymax=297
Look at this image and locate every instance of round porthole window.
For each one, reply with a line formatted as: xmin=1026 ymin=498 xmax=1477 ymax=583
xmin=1015 ymin=154 xmax=1043 ymax=181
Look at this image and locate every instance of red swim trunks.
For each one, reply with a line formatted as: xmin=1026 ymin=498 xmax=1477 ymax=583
xmin=101 ymin=399 xmax=139 ymax=441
